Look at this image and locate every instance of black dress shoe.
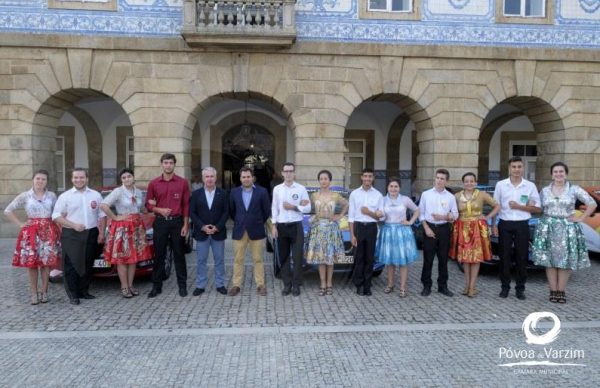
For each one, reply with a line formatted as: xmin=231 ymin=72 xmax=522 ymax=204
xmin=363 ymin=288 xmax=372 ymax=296
xmin=216 ymin=286 xmax=228 ymax=295
xmin=438 ymin=288 xmax=454 ymax=297
xmin=499 ymin=289 xmax=509 ymax=298
xmin=421 ymin=287 xmax=431 ymax=296
xmin=281 ymin=286 xmax=292 ymax=296
xmin=80 ymin=293 xmax=96 ymax=300
xmin=356 ymin=286 xmax=364 ymax=296
xmin=148 ymin=288 xmax=161 ymax=298
xmin=192 ymin=288 xmax=205 ymax=296
xmin=179 ymin=288 xmax=188 ymax=297
xmin=292 ymin=287 xmax=301 ymax=297
xmin=69 ymin=298 xmax=80 ymax=305
xmin=516 ymin=290 xmax=526 ymax=300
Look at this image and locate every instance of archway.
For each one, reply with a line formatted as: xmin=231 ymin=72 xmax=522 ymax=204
xmin=479 ymin=96 xmax=565 ymax=187
xmin=222 ymin=124 xmax=275 ymax=190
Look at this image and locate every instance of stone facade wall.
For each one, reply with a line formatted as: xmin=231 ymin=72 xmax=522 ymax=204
xmin=1 ymin=36 xmax=600 ymax=237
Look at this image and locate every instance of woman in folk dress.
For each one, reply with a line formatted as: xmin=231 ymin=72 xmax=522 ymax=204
xmin=100 ymin=168 xmax=152 ymax=298
xmin=4 ymin=169 xmax=60 ymax=305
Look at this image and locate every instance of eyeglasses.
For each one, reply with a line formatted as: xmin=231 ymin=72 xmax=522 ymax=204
xmin=282 ymin=170 xmax=294 ymax=173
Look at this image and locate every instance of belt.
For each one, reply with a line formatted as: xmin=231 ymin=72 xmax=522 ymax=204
xmin=354 ymin=222 xmax=377 ymax=227
xmin=156 ymin=215 xmax=182 ymax=221
xmin=277 ymin=221 xmax=302 ymax=225
xmin=429 ymin=222 xmax=449 ymax=227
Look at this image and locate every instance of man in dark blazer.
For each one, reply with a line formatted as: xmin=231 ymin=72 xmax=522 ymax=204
xmin=228 ymin=166 xmax=271 ymax=296
xmin=190 ymin=167 xmax=229 ymax=296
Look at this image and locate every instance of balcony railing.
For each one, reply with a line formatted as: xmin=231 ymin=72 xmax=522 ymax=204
xmin=182 ymin=0 xmax=297 ymax=49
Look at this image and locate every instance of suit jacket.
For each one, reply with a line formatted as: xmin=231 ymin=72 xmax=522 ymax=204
xmin=229 ymin=185 xmax=271 ymax=240
xmin=190 ymin=187 xmax=228 ymax=241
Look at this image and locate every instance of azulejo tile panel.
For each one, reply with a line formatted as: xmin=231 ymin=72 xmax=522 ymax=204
xmin=0 ymin=0 xmax=599 ymax=49
xmin=423 ymin=0 xmax=493 ymax=21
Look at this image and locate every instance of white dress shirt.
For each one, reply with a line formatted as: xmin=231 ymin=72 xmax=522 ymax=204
xmin=204 ymin=187 xmax=216 ymax=210
xmin=348 ymin=186 xmax=384 ymax=223
xmin=271 ymin=181 xmax=311 ymax=223
xmin=494 ymin=178 xmax=540 ymax=221
xmin=418 ymin=187 xmax=459 ymax=224
xmin=52 ymin=187 xmax=106 ymax=229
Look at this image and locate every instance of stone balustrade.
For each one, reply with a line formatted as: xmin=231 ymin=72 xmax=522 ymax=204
xmin=182 ymin=0 xmax=297 ymax=48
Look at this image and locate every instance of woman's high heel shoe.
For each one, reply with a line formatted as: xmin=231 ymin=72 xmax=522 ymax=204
xmin=121 ymin=288 xmax=133 ymax=298
xmin=39 ymin=292 xmax=49 ymax=303
xmin=30 ymin=294 xmax=39 ymax=305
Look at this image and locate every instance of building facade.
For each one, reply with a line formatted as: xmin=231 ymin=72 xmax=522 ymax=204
xmin=1 ymin=0 xmax=600 ymax=236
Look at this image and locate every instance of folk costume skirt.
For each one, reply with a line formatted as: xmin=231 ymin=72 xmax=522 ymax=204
xmin=12 ymin=218 xmax=60 ymax=268
xmin=103 ymin=214 xmax=152 ymax=265
xmin=375 ymin=223 xmax=418 ymax=266
xmin=532 ymin=216 xmax=590 ymax=270
xmin=306 ymin=219 xmax=346 ymax=265
xmin=449 ymin=219 xmax=492 ymax=264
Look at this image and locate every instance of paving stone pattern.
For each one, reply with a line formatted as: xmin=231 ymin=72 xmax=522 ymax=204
xmin=1 ymin=239 xmax=598 ymax=386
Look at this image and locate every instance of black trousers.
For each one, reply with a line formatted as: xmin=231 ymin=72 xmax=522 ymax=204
xmin=152 ymin=216 xmax=187 ymax=289
xmin=62 ymin=227 xmax=99 ymax=299
xmin=421 ymin=223 xmax=451 ymax=289
xmin=498 ymin=219 xmax=529 ymax=291
xmin=352 ymin=222 xmax=378 ymax=290
xmin=277 ymin=221 xmax=304 ymax=288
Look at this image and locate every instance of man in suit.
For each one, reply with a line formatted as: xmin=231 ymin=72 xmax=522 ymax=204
xmin=190 ymin=166 xmax=229 ymax=296
xmin=228 ymin=166 xmax=271 ymax=296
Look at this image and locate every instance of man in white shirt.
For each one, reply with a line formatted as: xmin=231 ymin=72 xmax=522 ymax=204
xmin=271 ymin=162 xmax=311 ymax=296
xmin=348 ymin=168 xmax=384 ymax=296
xmin=418 ymin=169 xmax=458 ymax=297
xmin=493 ymin=156 xmax=541 ymax=300
xmin=53 ymin=168 xmax=106 ymax=305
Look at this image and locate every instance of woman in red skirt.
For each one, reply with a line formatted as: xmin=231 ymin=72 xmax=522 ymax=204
xmin=449 ymin=173 xmax=500 ymax=297
xmin=4 ymin=169 xmax=60 ymax=305
xmin=100 ymin=168 xmax=152 ymax=298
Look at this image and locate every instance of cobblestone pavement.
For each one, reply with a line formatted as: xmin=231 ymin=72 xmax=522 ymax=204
xmin=1 ymin=238 xmax=599 ymax=387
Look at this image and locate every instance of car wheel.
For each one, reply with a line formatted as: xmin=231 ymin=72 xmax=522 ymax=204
xmin=372 ymin=269 xmax=383 ymax=277
xmin=163 ymin=244 xmax=174 ymax=280
xmin=266 ymin=239 xmax=273 ymax=253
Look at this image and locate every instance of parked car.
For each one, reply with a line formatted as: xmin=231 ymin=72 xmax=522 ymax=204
xmin=574 ymin=186 xmax=600 ymax=255
xmin=49 ymin=188 xmax=192 ymax=282
xmin=266 ymin=186 xmax=385 ymax=278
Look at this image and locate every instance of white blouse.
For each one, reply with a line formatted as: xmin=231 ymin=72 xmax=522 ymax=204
xmin=101 ymin=186 xmax=145 ymax=215
xmin=4 ymin=189 xmax=57 ymax=218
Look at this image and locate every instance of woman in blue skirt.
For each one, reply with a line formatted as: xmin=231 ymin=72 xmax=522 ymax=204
xmin=375 ymin=178 xmax=419 ymax=297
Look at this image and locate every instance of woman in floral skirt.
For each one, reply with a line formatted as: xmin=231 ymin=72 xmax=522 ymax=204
xmin=4 ymin=169 xmax=60 ymax=305
xmin=100 ymin=168 xmax=152 ymax=298
xmin=306 ymin=170 xmax=348 ymax=296
xmin=532 ymin=162 xmax=596 ymax=303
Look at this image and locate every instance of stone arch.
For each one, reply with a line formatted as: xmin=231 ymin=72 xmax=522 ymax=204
xmin=345 ymin=93 xmax=433 ymax=192
xmin=480 ymin=96 xmax=565 ymax=186
xmin=188 ymin=91 xmax=293 ymax=186
xmin=32 ymin=88 xmax=131 ymax=190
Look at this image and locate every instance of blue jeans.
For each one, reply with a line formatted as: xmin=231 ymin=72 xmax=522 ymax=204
xmin=195 ymin=237 xmax=225 ymax=289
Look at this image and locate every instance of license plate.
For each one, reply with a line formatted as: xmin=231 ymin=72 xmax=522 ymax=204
xmin=93 ymin=259 xmax=110 ymax=268
xmin=336 ymin=255 xmax=354 ymax=264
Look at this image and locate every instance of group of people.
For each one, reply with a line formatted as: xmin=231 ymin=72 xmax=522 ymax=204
xmin=5 ymin=153 xmax=596 ymax=305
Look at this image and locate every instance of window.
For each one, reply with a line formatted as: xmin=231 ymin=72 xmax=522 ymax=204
xmin=504 ymin=0 xmax=544 ymax=17
xmin=344 ymin=140 xmax=366 ymax=190
xmin=360 ymin=0 xmax=420 ymax=20
xmin=126 ymin=136 xmax=134 ymax=168
xmin=369 ymin=0 xmax=411 ymax=12
xmin=55 ymin=136 xmax=65 ymax=192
